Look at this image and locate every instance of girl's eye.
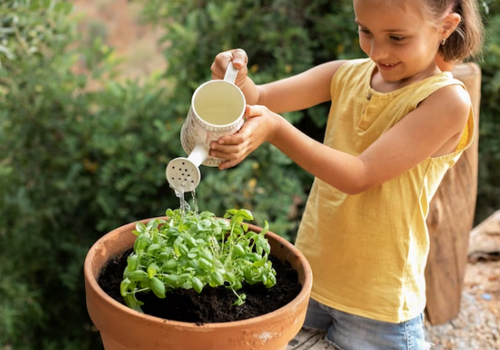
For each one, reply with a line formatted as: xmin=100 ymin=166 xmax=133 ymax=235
xmin=390 ymin=36 xmax=405 ymax=42
xmin=358 ymin=28 xmax=372 ymax=35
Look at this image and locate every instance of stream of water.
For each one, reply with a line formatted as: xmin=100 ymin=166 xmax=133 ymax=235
xmin=173 ymin=186 xmax=199 ymax=220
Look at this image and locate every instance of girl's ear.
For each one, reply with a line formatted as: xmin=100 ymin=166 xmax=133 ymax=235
xmin=441 ymin=12 xmax=461 ymax=40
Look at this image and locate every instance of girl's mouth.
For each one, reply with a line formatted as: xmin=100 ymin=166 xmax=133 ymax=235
xmin=378 ymin=62 xmax=399 ymax=71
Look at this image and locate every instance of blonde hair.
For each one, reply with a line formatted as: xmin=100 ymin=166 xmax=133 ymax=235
xmin=424 ymin=0 xmax=484 ymax=61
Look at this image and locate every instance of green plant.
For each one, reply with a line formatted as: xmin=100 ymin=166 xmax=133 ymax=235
xmin=121 ymin=208 xmax=276 ymax=310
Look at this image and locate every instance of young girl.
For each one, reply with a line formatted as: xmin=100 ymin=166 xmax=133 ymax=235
xmin=209 ymin=0 xmax=483 ymax=349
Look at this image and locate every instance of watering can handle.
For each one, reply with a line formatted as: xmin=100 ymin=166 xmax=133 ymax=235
xmin=224 ymin=61 xmax=239 ymax=84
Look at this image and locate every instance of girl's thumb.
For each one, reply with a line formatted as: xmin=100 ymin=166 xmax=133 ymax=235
xmin=245 ymin=105 xmax=261 ymax=119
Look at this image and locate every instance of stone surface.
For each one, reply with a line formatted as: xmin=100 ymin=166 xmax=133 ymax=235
xmin=287 ymin=261 xmax=500 ymax=350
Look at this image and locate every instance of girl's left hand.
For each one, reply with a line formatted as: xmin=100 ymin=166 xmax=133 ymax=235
xmin=209 ymin=105 xmax=279 ymax=170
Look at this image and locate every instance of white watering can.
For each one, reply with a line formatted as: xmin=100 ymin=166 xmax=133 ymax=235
xmin=166 ymin=63 xmax=246 ymax=193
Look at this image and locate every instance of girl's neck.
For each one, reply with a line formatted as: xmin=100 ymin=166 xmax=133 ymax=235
xmin=370 ymin=63 xmax=442 ymax=93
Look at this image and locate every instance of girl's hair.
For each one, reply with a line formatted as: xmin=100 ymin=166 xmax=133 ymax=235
xmin=423 ymin=0 xmax=484 ymax=62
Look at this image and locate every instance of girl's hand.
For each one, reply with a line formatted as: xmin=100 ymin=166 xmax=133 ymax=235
xmin=211 ymin=49 xmax=249 ymax=89
xmin=209 ymin=105 xmax=280 ymax=170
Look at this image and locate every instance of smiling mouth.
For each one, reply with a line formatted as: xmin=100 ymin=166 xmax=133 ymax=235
xmin=377 ymin=62 xmax=400 ymax=71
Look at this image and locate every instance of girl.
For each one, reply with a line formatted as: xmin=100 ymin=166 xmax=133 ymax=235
xmin=209 ymin=0 xmax=484 ymax=349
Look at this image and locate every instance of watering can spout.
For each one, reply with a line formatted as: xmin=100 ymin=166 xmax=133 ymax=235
xmin=187 ymin=144 xmax=209 ymax=168
xmin=166 ymin=145 xmax=208 ymax=193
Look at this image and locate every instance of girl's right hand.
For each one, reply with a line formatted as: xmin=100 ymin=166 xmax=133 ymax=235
xmin=211 ymin=48 xmax=249 ymax=89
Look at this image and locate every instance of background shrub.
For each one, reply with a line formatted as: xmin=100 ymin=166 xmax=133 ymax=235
xmin=476 ymin=0 xmax=500 ymax=223
xmin=0 ymin=0 xmax=498 ymax=349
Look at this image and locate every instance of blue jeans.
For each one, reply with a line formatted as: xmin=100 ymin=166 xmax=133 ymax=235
xmin=303 ymin=299 xmax=431 ymax=350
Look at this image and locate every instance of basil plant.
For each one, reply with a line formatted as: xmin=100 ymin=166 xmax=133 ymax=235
xmin=120 ymin=208 xmax=277 ymax=312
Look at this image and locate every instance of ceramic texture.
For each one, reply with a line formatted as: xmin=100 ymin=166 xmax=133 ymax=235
xmin=180 ymin=108 xmax=244 ymax=167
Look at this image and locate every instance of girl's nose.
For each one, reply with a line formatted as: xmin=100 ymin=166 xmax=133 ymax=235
xmin=369 ymin=42 xmax=388 ymax=61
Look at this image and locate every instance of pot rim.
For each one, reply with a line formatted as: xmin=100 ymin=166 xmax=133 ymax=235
xmin=84 ymin=217 xmax=313 ymax=329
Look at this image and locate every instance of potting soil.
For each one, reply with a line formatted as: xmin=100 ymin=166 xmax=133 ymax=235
xmin=98 ymin=248 xmax=302 ymax=324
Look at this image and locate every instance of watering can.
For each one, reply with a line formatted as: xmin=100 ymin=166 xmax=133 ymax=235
xmin=166 ymin=63 xmax=246 ymax=193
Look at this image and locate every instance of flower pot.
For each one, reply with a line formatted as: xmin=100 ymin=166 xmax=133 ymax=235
xmin=84 ymin=217 xmax=312 ymax=350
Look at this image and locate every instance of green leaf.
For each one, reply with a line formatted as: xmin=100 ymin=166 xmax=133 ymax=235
xmin=127 ymin=255 xmax=138 ymax=271
xmin=123 ymin=294 xmax=144 ymax=312
xmin=162 ymin=258 xmax=178 ymax=270
xmin=260 ymin=221 xmax=269 ymax=236
xmin=183 ymin=234 xmax=197 ymax=248
xmin=192 ymin=276 xmax=203 ymax=293
xmin=211 ymin=271 xmax=224 ymax=286
xmin=238 ymin=209 xmax=253 ymax=220
xmin=264 ymin=273 xmax=277 ymax=288
xmin=224 ymin=271 xmax=235 ymax=283
xmin=199 ymin=248 xmax=214 ymax=262
xmin=197 ymin=219 xmax=212 ymax=231
xmin=198 ymin=257 xmax=212 ymax=271
xmin=164 ymin=274 xmax=180 ymax=287
xmin=135 ymin=221 xmax=146 ymax=233
xmin=253 ymin=256 xmax=267 ymax=268
xmin=145 ymin=219 xmax=157 ymax=230
xmin=128 ymin=270 xmax=148 ymax=282
xmin=245 ymin=253 xmax=261 ymax=262
xmin=150 ymin=277 xmax=166 ymax=298
xmin=120 ymin=278 xmax=132 ymax=297
xmin=173 ymin=236 xmax=183 ymax=256
xmin=147 ymin=243 xmax=161 ymax=254
xmin=233 ymin=293 xmax=246 ymax=306
xmin=134 ymin=234 xmax=149 ymax=252
xmin=217 ymin=219 xmax=231 ymax=231
xmin=147 ymin=263 xmax=159 ymax=279
xmin=233 ymin=244 xmax=245 ymax=257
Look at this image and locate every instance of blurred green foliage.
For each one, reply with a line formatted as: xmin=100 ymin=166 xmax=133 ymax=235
xmin=476 ymin=0 xmax=500 ymax=223
xmin=0 ymin=0 xmax=498 ymax=349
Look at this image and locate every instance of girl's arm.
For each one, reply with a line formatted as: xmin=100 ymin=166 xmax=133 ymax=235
xmin=211 ymin=49 xmax=346 ymax=113
xmin=210 ymin=84 xmax=471 ymax=194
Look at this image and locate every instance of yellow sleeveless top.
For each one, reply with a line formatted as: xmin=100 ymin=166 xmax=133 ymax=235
xmin=294 ymin=58 xmax=474 ymax=323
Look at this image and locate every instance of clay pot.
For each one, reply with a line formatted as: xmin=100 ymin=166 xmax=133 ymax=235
xmin=84 ymin=218 xmax=313 ymax=350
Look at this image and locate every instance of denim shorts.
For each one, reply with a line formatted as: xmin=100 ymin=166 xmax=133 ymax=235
xmin=303 ymin=299 xmax=432 ymax=350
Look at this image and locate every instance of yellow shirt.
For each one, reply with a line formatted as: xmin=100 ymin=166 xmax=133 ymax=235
xmin=295 ymin=58 xmax=474 ymax=323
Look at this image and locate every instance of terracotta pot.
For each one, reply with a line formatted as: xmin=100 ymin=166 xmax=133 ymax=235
xmin=84 ymin=218 xmax=313 ymax=350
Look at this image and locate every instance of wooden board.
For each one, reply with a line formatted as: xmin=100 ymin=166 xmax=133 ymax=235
xmin=287 ymin=329 xmax=335 ymax=350
xmin=424 ymin=63 xmax=482 ymax=325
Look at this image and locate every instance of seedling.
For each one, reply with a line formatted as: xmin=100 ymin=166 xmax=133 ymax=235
xmin=120 ymin=208 xmax=277 ymax=312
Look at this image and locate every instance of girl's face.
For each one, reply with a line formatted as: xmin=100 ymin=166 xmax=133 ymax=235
xmin=354 ymin=0 xmax=442 ymax=85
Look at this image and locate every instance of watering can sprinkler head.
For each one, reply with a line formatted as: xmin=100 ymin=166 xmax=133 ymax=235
xmin=166 ymin=144 xmax=208 ymax=193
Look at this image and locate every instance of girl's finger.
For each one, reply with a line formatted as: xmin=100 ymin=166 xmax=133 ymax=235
xmin=211 ymin=51 xmax=235 ymax=78
xmin=211 ymin=131 xmax=246 ymax=147
xmin=245 ymin=104 xmax=266 ymax=118
xmin=219 ymin=157 xmax=244 ymax=170
xmin=231 ymin=48 xmax=248 ymax=69
xmin=209 ymin=144 xmax=240 ymax=158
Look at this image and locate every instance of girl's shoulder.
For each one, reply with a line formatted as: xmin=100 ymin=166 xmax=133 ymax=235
xmin=331 ymin=58 xmax=374 ymax=82
xmin=336 ymin=58 xmax=373 ymax=72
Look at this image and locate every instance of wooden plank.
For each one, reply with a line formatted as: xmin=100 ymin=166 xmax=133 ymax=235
xmin=424 ymin=63 xmax=482 ymax=325
xmin=287 ymin=329 xmax=337 ymax=350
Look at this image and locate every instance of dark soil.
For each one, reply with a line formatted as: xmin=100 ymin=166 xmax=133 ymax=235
xmin=98 ymin=248 xmax=302 ymax=324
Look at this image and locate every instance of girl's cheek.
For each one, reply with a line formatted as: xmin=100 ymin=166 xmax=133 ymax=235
xmin=358 ymin=37 xmax=370 ymax=55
